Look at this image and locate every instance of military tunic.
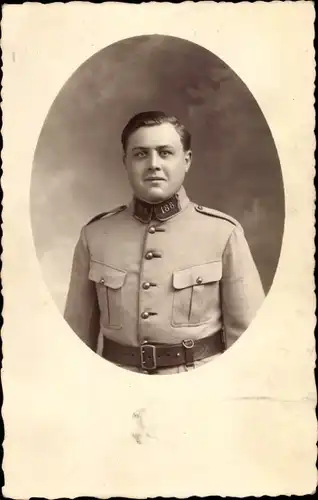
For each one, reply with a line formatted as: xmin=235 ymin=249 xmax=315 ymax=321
xmin=64 ymin=187 xmax=265 ymax=373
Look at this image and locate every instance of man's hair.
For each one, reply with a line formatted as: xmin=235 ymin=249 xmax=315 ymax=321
xmin=121 ymin=111 xmax=191 ymax=152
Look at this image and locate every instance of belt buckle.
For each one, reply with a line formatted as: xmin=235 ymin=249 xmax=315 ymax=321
xmin=140 ymin=343 xmax=157 ymax=371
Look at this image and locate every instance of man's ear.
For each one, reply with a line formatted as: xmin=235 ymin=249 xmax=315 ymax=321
xmin=184 ymin=150 xmax=192 ymax=173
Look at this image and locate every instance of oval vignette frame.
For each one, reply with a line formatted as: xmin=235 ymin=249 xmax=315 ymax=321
xmin=30 ymin=35 xmax=285 ymax=372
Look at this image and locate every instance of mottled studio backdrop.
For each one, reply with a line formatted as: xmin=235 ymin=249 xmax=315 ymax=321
xmin=31 ymin=35 xmax=284 ymax=313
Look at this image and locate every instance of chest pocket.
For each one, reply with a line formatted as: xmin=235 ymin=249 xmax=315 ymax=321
xmin=171 ymin=261 xmax=222 ymax=327
xmin=89 ymin=261 xmax=126 ymax=329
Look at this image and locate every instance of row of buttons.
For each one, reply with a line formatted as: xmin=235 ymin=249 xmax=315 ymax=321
xmin=140 ymin=225 xmax=163 ymax=320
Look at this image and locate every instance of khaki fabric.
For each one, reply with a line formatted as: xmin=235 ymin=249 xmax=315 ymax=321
xmin=64 ymin=187 xmax=265 ymax=373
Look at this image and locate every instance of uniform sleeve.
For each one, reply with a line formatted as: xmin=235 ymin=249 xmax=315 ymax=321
xmin=64 ymin=227 xmax=100 ymax=351
xmin=221 ymin=225 xmax=265 ymax=348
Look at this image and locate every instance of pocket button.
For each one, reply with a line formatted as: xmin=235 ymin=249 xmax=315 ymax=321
xmin=196 ymin=276 xmax=203 ymax=284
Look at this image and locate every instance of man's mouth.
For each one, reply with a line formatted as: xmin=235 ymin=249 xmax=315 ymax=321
xmin=144 ymin=177 xmax=166 ymax=182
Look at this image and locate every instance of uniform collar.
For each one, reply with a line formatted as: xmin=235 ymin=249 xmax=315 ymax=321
xmin=130 ymin=186 xmax=190 ymax=223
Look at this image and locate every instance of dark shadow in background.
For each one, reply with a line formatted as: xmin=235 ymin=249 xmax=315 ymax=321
xmin=31 ymin=35 xmax=284 ymax=306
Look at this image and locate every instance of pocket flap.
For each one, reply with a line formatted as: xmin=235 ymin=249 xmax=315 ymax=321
xmin=173 ymin=261 xmax=222 ymax=290
xmin=89 ymin=261 xmax=126 ymax=289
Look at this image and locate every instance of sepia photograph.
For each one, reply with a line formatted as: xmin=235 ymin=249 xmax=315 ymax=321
xmin=31 ymin=35 xmax=284 ymax=374
xmin=2 ymin=2 xmax=316 ymax=498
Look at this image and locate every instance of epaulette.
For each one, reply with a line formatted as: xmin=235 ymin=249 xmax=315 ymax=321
xmin=86 ymin=205 xmax=127 ymax=226
xmin=195 ymin=205 xmax=240 ymax=227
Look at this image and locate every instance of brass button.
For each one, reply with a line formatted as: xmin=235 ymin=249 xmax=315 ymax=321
xmin=145 ymin=251 xmax=153 ymax=260
xmin=142 ymin=282 xmax=151 ymax=290
xmin=197 ymin=205 xmax=203 ymax=210
xmin=99 ymin=278 xmax=105 ymax=285
xmin=141 ymin=311 xmax=149 ymax=319
xmin=148 ymin=226 xmax=156 ymax=234
xmin=196 ymin=276 xmax=203 ymax=284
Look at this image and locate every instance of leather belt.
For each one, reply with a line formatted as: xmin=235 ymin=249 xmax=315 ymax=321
xmin=102 ymin=330 xmax=225 ymax=372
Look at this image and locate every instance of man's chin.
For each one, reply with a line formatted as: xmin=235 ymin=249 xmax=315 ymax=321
xmin=141 ymin=187 xmax=168 ymax=203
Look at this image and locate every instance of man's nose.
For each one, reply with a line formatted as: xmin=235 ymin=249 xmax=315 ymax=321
xmin=148 ymin=151 xmax=160 ymax=169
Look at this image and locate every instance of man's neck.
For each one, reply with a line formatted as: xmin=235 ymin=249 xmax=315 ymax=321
xmin=131 ymin=186 xmax=189 ymax=223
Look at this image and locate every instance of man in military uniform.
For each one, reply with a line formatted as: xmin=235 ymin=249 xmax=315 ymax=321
xmin=64 ymin=111 xmax=265 ymax=374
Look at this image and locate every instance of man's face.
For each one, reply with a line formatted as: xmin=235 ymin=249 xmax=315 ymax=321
xmin=123 ymin=123 xmax=192 ymax=203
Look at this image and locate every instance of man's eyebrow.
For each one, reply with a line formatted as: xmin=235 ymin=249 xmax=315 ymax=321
xmin=157 ymin=145 xmax=175 ymax=149
xmin=131 ymin=145 xmax=175 ymax=151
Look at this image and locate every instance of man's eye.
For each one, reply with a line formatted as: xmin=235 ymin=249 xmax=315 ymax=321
xmin=134 ymin=151 xmax=146 ymax=158
xmin=160 ymin=150 xmax=172 ymax=157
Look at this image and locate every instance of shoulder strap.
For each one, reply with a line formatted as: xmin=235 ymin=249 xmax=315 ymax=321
xmin=86 ymin=205 xmax=127 ymax=226
xmin=195 ymin=205 xmax=240 ymax=227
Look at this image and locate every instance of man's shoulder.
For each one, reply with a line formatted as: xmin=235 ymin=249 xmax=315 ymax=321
xmin=85 ymin=205 xmax=128 ymax=226
xmin=193 ymin=204 xmax=241 ymax=228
